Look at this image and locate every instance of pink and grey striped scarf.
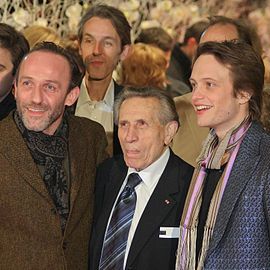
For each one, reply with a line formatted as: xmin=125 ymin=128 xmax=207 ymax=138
xmin=175 ymin=117 xmax=251 ymax=270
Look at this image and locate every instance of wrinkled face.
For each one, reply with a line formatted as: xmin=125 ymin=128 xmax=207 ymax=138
xmin=0 ymin=47 xmax=14 ymax=100
xmin=15 ymin=51 xmax=79 ymax=135
xmin=191 ymin=54 xmax=249 ymax=138
xmin=200 ymin=24 xmax=239 ymax=43
xmin=118 ymin=97 xmax=176 ymax=171
xmin=79 ymin=17 xmax=127 ymax=81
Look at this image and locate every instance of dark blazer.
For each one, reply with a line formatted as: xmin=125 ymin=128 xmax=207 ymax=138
xmin=204 ymin=122 xmax=270 ymax=269
xmin=167 ymin=43 xmax=192 ymax=88
xmin=0 ymin=112 xmax=107 ymax=270
xmin=89 ymin=150 xmax=193 ymax=270
xmin=112 ymin=82 xmax=122 ymax=156
xmin=0 ymin=91 xmax=16 ymax=120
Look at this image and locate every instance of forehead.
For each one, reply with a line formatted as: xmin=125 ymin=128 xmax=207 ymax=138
xmin=200 ymin=24 xmax=239 ymax=43
xmin=19 ymin=51 xmax=71 ymax=80
xmin=83 ymin=17 xmax=119 ymax=39
xmin=119 ymin=97 xmax=160 ymax=119
xmin=192 ymin=54 xmax=232 ymax=80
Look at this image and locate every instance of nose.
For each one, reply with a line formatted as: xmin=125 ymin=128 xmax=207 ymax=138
xmin=31 ymin=85 xmax=43 ymax=104
xmin=125 ymin=125 xmax=138 ymax=143
xmin=92 ymin=41 xmax=102 ymax=56
xmin=191 ymin=85 xmax=204 ymax=103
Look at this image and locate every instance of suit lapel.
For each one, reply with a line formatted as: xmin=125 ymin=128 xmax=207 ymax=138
xmin=207 ymin=122 xmax=262 ymax=256
xmin=95 ymin=158 xmax=127 ymax=251
xmin=1 ymin=115 xmax=53 ymax=204
xmin=126 ymin=153 xmax=182 ymax=265
xmin=68 ymin=116 xmax=88 ymax=208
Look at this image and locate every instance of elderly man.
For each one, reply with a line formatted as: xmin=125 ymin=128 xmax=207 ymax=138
xmin=176 ymin=41 xmax=270 ymax=269
xmin=89 ymin=87 xmax=193 ymax=270
xmin=0 ymin=42 xmax=107 ymax=269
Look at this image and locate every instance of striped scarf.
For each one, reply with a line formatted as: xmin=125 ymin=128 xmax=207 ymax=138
xmin=175 ymin=117 xmax=251 ymax=270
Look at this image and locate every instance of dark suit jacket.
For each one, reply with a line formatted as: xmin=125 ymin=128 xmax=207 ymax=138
xmin=112 ymin=82 xmax=122 ymax=156
xmin=0 ymin=91 xmax=16 ymax=120
xmin=0 ymin=112 xmax=107 ymax=270
xmin=89 ymin=150 xmax=193 ymax=270
xmin=167 ymin=43 xmax=192 ymax=88
xmin=204 ymin=122 xmax=270 ymax=269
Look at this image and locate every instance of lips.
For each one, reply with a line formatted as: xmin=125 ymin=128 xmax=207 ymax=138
xmin=194 ymin=105 xmax=213 ymax=112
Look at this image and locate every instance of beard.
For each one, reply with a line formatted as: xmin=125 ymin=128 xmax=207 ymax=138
xmin=16 ymin=101 xmax=64 ymax=134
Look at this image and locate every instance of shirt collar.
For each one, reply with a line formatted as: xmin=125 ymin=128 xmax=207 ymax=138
xmin=127 ymin=148 xmax=170 ymax=190
xmin=77 ymin=77 xmax=115 ymax=109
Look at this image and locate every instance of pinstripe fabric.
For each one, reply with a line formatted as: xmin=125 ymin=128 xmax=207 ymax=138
xmin=99 ymin=173 xmax=142 ymax=270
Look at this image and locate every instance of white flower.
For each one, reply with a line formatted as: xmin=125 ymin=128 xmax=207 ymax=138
xmin=65 ymin=3 xmax=82 ymax=18
xmin=12 ymin=8 xmax=31 ymax=29
xmin=33 ymin=18 xmax=48 ymax=27
xmin=124 ymin=11 xmax=140 ymax=23
xmin=119 ymin=0 xmax=140 ymax=11
xmin=140 ymin=20 xmax=160 ymax=29
xmin=66 ymin=3 xmax=82 ymax=33
xmin=156 ymin=1 xmax=173 ymax=11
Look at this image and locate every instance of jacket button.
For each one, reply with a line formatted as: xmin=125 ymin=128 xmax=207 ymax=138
xmin=62 ymin=241 xmax=67 ymax=250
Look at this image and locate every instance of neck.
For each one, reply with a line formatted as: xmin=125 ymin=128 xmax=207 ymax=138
xmin=85 ymin=73 xmax=112 ymax=101
xmin=216 ymin=114 xmax=250 ymax=141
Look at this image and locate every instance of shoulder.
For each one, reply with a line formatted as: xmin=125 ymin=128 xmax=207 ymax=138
xmin=0 ymin=111 xmax=17 ymax=135
xmin=169 ymin=149 xmax=194 ymax=172
xmin=97 ymin=154 xmax=126 ymax=173
xmin=68 ymin=114 xmax=105 ymax=133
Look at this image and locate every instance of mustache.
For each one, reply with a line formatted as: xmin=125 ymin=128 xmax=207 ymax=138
xmin=84 ymin=56 xmax=105 ymax=66
xmin=24 ymin=103 xmax=49 ymax=110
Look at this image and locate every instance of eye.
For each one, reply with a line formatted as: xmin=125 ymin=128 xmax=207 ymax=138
xmin=119 ymin=121 xmax=129 ymax=128
xmin=136 ymin=119 xmax=147 ymax=128
xmin=206 ymin=81 xmax=215 ymax=88
xmin=104 ymin=40 xmax=113 ymax=48
xmin=44 ymin=83 xmax=56 ymax=92
xmin=84 ymin=37 xmax=94 ymax=45
xmin=21 ymin=80 xmax=33 ymax=88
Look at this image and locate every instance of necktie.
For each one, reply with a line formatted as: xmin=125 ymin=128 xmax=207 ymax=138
xmin=99 ymin=173 xmax=142 ymax=270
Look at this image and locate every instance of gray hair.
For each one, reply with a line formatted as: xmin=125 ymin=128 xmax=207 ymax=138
xmin=114 ymin=87 xmax=179 ymax=128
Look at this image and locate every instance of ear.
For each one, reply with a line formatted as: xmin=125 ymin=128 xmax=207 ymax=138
xmin=14 ymin=80 xmax=18 ymax=99
xmin=120 ymin=45 xmax=131 ymax=61
xmin=164 ymin=121 xmax=179 ymax=145
xmin=187 ymin=37 xmax=197 ymax=47
xmin=64 ymin=86 xmax=80 ymax=106
xmin=237 ymin=90 xmax=251 ymax=105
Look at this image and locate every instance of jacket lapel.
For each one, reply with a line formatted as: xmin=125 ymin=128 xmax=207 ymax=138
xmin=68 ymin=116 xmax=88 ymax=208
xmin=1 ymin=115 xmax=53 ymax=204
xmin=207 ymin=122 xmax=262 ymax=256
xmin=126 ymin=152 xmax=182 ymax=265
xmin=95 ymin=158 xmax=127 ymax=250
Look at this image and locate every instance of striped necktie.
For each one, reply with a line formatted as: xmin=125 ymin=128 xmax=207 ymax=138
xmin=99 ymin=173 xmax=142 ymax=270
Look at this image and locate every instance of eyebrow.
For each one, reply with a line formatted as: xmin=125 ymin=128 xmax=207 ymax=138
xmin=20 ymin=76 xmax=61 ymax=86
xmin=83 ymin=33 xmax=117 ymax=41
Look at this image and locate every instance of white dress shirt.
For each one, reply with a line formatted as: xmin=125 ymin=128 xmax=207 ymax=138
xmin=75 ymin=77 xmax=114 ymax=133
